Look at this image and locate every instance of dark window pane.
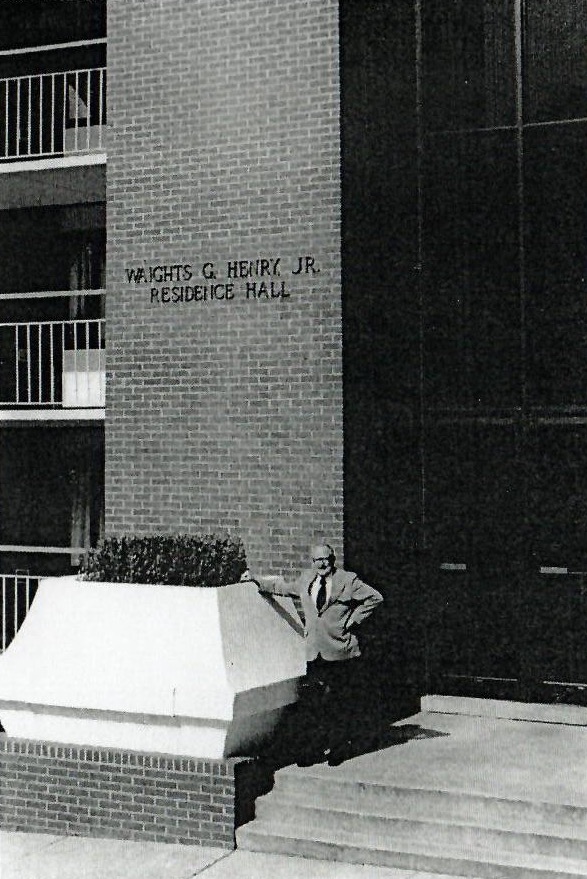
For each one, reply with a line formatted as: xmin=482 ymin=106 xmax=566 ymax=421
xmin=0 ymin=204 xmax=105 ymax=296
xmin=422 ymin=0 xmax=516 ymax=131
xmin=0 ymin=427 xmax=104 ymax=549
xmin=525 ymin=124 xmax=587 ymax=407
xmin=423 ymin=131 xmax=520 ymax=407
xmin=0 ymin=0 xmax=105 ymax=51
xmin=524 ymin=0 xmax=587 ymax=123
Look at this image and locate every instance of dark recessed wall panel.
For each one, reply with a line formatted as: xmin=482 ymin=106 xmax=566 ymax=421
xmin=341 ymin=0 xmax=421 ymax=690
xmin=342 ymin=0 xmax=587 ymax=697
xmin=424 ymin=422 xmax=523 ymax=560
xmin=344 ymin=402 xmax=419 ymax=586
xmin=527 ymin=425 xmax=587 ymax=567
xmin=341 ymin=0 xmax=419 ymax=406
xmin=525 ymin=123 xmax=587 ymax=408
xmin=423 ymin=130 xmax=520 ymax=408
xmin=524 ymin=0 xmax=587 ymax=124
xmin=422 ymin=0 xmax=516 ymax=132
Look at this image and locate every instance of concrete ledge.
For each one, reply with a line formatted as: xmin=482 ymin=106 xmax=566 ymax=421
xmin=422 ymin=694 xmax=587 ymax=726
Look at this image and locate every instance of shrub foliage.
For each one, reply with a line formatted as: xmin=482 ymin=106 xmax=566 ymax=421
xmin=80 ymin=533 xmax=247 ymax=588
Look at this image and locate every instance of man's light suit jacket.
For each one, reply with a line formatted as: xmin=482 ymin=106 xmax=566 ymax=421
xmin=261 ymin=567 xmax=383 ymax=662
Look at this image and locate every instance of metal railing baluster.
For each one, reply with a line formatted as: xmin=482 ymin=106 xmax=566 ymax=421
xmin=98 ymin=68 xmax=104 ymax=146
xmin=27 ymin=75 xmax=32 ymax=155
xmin=49 ymin=322 xmax=55 ymax=403
xmin=14 ymin=324 xmax=20 ymax=403
xmin=50 ymin=73 xmax=56 ymax=154
xmin=1 ymin=578 xmax=6 ymax=652
xmin=98 ymin=319 xmax=104 ymax=402
xmin=39 ymin=75 xmax=43 ymax=154
xmin=85 ymin=320 xmax=90 ymax=401
xmin=37 ymin=323 xmax=42 ymax=402
xmin=62 ymin=71 xmax=67 ymax=153
xmin=0 ymin=575 xmax=41 ymax=653
xmin=85 ymin=70 xmax=91 ymax=150
xmin=15 ymin=77 xmax=20 ymax=156
xmin=73 ymin=70 xmax=79 ymax=151
xmin=4 ymin=79 xmax=8 ymax=158
xmin=61 ymin=320 xmax=66 ymax=403
xmin=13 ymin=578 xmax=18 ymax=645
xmin=26 ymin=323 xmax=32 ymax=402
xmin=73 ymin=320 xmax=78 ymax=401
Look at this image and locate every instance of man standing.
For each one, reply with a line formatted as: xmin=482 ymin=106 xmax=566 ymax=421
xmin=246 ymin=543 xmax=383 ymax=765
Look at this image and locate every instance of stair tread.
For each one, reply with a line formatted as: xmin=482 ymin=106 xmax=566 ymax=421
xmin=277 ymin=768 xmax=587 ymax=810
xmin=246 ymin=810 xmax=587 ymax=859
xmin=238 ymin=823 xmax=587 ymax=874
xmin=256 ymin=790 xmax=587 ymax=840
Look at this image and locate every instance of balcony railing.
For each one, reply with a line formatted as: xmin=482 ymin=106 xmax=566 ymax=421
xmin=0 ymin=318 xmax=105 ymax=407
xmin=0 ymin=67 xmax=106 ymax=162
xmin=1 ymin=574 xmax=40 ymax=651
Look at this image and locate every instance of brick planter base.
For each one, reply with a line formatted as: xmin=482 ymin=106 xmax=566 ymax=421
xmin=0 ymin=736 xmax=272 ymax=847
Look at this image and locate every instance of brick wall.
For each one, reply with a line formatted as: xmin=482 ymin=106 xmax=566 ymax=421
xmin=106 ymin=0 xmax=342 ymax=575
xmin=0 ymin=736 xmax=271 ymax=846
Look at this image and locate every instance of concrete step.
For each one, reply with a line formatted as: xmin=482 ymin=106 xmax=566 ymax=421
xmin=422 ymin=696 xmax=587 ymax=726
xmin=252 ymin=798 xmax=587 ymax=860
xmin=236 ymin=822 xmax=587 ymax=879
xmin=272 ymin=770 xmax=587 ymax=838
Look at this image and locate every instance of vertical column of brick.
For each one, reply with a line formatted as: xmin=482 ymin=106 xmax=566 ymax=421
xmin=105 ymin=0 xmax=343 ymax=573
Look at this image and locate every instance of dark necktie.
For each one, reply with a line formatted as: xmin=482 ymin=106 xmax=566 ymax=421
xmin=316 ymin=575 xmax=327 ymax=612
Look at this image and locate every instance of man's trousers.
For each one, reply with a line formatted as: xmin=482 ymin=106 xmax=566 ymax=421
xmin=295 ymin=655 xmax=366 ymax=758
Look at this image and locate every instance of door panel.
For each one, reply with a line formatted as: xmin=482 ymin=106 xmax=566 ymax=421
xmin=522 ymin=571 xmax=587 ymax=705
xmin=424 ymin=422 xmax=525 ymax=698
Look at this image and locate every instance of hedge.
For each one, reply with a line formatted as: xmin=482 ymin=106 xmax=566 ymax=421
xmin=80 ymin=533 xmax=247 ymax=588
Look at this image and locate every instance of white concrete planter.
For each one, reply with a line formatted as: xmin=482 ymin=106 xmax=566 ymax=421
xmin=0 ymin=576 xmax=305 ymax=758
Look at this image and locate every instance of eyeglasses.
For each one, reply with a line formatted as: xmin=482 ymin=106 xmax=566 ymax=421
xmin=312 ymin=557 xmax=331 ymax=563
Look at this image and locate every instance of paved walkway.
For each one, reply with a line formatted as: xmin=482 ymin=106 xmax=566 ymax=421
xmin=0 ymin=830 xmax=477 ymax=879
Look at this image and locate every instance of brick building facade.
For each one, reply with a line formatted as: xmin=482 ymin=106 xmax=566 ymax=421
xmin=106 ymin=0 xmax=343 ymax=573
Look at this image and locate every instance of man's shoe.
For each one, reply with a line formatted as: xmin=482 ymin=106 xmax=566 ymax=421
xmin=296 ymin=756 xmax=316 ymax=767
xmin=296 ymin=749 xmax=327 ymax=767
xmin=327 ymin=741 xmax=352 ymax=766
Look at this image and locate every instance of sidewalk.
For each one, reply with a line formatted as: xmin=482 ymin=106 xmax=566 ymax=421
xmin=0 ymin=830 xmax=478 ymax=879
